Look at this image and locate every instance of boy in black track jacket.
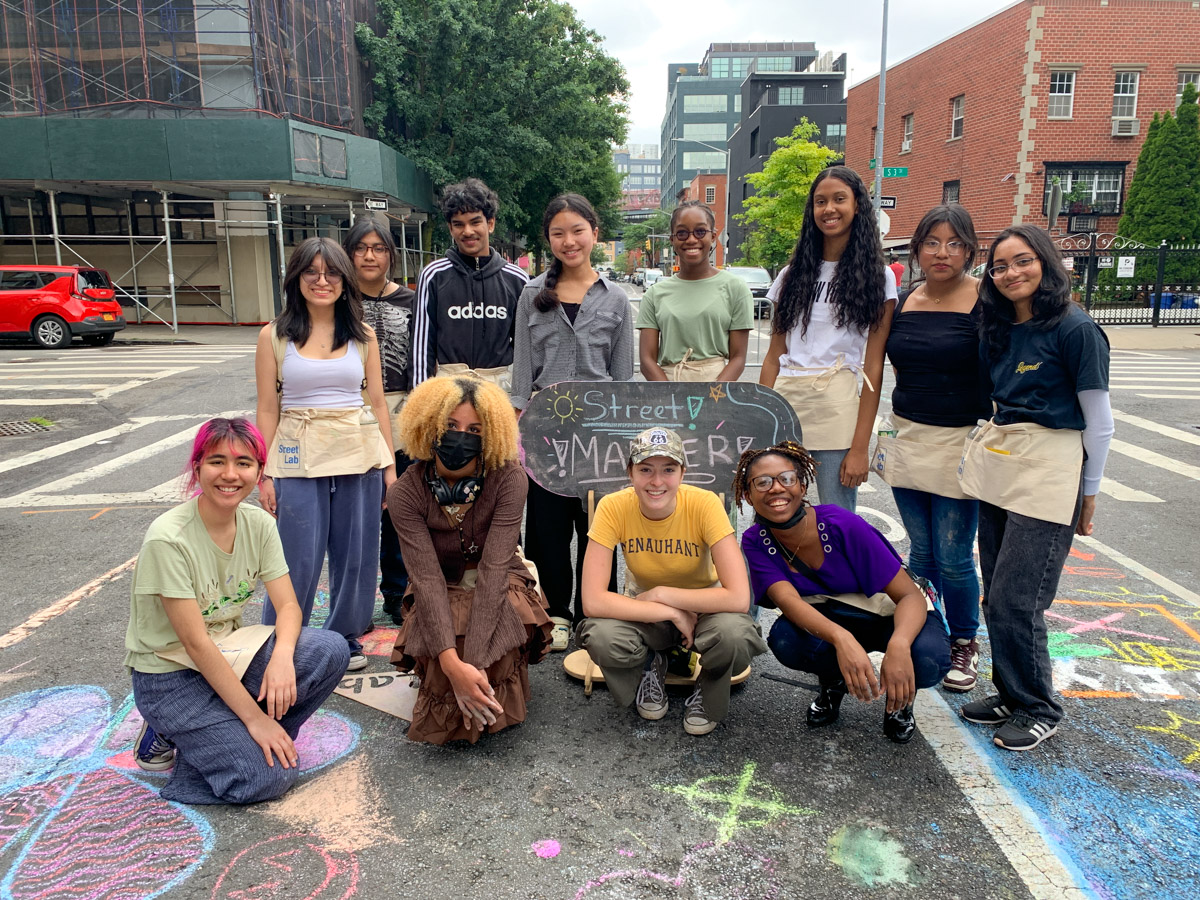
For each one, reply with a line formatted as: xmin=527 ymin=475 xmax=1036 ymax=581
xmin=411 ymin=178 xmax=528 ymax=388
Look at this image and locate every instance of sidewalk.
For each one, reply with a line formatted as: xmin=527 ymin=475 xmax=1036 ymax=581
xmin=1101 ymin=324 xmax=1200 ymax=350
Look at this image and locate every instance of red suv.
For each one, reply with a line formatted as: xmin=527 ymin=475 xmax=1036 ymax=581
xmin=0 ymin=265 xmax=126 ymax=348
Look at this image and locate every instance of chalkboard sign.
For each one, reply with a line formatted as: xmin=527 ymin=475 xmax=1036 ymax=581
xmin=519 ymin=381 xmax=803 ymax=499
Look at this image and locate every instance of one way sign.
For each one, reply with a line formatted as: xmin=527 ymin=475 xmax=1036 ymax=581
xmin=879 ymin=196 xmax=897 ymax=210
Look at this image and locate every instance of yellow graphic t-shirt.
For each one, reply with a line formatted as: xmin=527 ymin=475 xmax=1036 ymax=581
xmin=589 ymin=484 xmax=733 ymax=592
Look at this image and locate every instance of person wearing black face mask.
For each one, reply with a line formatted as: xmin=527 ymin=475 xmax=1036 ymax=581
xmin=733 ymin=442 xmax=951 ymax=744
xmin=385 ymin=376 xmax=552 ymax=745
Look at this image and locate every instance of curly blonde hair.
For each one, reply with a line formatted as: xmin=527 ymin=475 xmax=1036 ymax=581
xmin=397 ymin=376 xmax=519 ymax=471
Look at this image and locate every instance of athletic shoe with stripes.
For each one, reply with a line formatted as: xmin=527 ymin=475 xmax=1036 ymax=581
xmin=993 ymin=713 xmax=1058 ymax=751
xmin=960 ymin=694 xmax=1013 ymax=725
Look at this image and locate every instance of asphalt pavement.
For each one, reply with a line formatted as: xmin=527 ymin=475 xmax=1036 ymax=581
xmin=0 ymin=319 xmax=1198 ymax=900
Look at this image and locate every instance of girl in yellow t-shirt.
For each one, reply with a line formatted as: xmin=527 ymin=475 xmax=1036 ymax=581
xmin=577 ymin=427 xmax=766 ymax=735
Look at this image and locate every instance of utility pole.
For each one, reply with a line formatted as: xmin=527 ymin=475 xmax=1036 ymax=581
xmin=872 ymin=0 xmax=890 ymax=217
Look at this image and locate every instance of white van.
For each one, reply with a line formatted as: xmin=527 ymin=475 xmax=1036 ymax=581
xmin=643 ymin=268 xmax=665 ymax=287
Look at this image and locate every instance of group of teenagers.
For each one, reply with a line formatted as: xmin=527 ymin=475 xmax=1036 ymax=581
xmin=124 ymin=167 xmax=1112 ymax=807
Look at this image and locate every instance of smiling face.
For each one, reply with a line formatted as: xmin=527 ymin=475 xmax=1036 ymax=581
xmin=195 ymin=439 xmax=261 ymax=513
xmin=547 ymin=209 xmax=598 ymax=271
xmin=812 ymin=176 xmax=857 ymax=242
xmin=989 ymin=236 xmax=1043 ymax=307
xmin=449 ymin=210 xmax=495 ymax=258
xmin=918 ymin=222 xmax=968 ymax=284
xmin=746 ymin=453 xmax=807 ymax=524
xmin=629 ymin=456 xmax=684 ymax=520
xmin=298 ymin=255 xmax=343 ymax=310
xmin=670 ymin=206 xmax=715 ymax=271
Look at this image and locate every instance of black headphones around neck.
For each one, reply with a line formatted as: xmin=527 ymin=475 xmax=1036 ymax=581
xmin=425 ymin=461 xmax=484 ymax=506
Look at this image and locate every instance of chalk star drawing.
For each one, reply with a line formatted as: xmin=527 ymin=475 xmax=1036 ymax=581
xmin=1137 ymin=711 xmax=1200 ymax=766
xmin=708 ymin=384 xmax=726 ymax=403
xmin=656 ymin=761 xmax=816 ymax=844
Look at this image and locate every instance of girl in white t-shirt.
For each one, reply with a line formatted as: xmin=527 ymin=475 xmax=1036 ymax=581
xmin=760 ymin=166 xmax=897 ymax=512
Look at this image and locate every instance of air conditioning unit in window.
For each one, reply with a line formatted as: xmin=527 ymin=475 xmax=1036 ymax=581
xmin=1111 ymin=118 xmax=1140 ymax=137
xmin=901 ymin=140 xmax=912 ymax=152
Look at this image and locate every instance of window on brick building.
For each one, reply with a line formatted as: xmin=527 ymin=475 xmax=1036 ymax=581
xmin=1042 ymin=164 xmax=1126 ymax=216
xmin=950 ymin=95 xmax=964 ymax=139
xmin=705 ymin=185 xmax=716 ymax=204
xmin=942 ymin=181 xmax=960 ymax=204
xmin=1112 ymin=72 xmax=1139 ymax=119
xmin=1048 ymin=71 xmax=1075 ymax=119
xmin=901 ymin=114 xmax=913 ymax=151
xmin=1178 ymin=71 xmax=1200 ymax=107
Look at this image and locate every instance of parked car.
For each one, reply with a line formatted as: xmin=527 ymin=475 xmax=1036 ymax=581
xmin=0 ymin=265 xmax=125 ymax=348
xmin=725 ymin=266 xmax=775 ymax=318
xmin=643 ymin=268 xmax=665 ymax=287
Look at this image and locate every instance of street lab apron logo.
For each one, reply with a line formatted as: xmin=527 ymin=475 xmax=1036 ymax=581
xmin=447 ymin=303 xmax=509 ymax=320
xmin=276 ymin=441 xmax=301 ymax=471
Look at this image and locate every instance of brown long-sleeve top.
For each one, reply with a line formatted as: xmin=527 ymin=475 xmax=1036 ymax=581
xmin=386 ymin=459 xmax=529 ymax=668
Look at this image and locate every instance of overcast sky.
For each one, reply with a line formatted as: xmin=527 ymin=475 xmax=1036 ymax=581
xmin=568 ymin=0 xmax=1018 ymax=146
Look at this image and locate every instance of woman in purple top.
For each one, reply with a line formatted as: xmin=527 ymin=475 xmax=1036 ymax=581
xmin=734 ymin=441 xmax=950 ymax=743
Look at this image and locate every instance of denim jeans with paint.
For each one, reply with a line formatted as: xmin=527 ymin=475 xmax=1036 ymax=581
xmin=977 ymin=484 xmax=1082 ymax=726
xmin=891 ymin=486 xmax=980 ymax=641
xmin=809 ymin=448 xmax=857 ymax=513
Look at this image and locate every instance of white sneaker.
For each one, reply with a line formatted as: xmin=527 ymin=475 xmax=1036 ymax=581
xmin=549 ymin=617 xmax=571 ymax=652
xmin=683 ymin=686 xmax=717 ymax=736
xmin=942 ymin=638 xmax=979 ymax=692
xmin=635 ymin=652 xmax=668 ymax=720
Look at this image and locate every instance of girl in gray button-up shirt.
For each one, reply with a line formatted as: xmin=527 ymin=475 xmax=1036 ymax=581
xmin=512 ymin=193 xmax=635 ymax=643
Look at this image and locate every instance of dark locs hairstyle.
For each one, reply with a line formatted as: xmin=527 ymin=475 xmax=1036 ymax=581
xmin=908 ymin=204 xmax=979 ymax=285
xmin=773 ymin=165 xmax=887 ymax=339
xmin=343 ymin=218 xmax=397 ymax=287
xmin=978 ymin=223 xmax=1073 ymax=361
xmin=732 ymin=441 xmax=819 ymax=509
xmin=670 ymin=200 xmax=717 ymax=233
xmin=277 ymin=237 xmax=367 ymax=351
xmin=535 ymin=193 xmax=600 ymax=313
xmin=441 ymin=177 xmax=500 ymax=222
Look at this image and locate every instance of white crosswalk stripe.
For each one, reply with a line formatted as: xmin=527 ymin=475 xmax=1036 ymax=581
xmin=1110 ymin=351 xmax=1200 ymax=400
xmin=0 ymin=346 xmax=253 ymax=405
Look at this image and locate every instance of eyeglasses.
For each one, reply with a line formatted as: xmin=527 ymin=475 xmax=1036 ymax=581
xmin=352 ymin=243 xmax=389 ymax=257
xmin=750 ymin=470 xmax=801 ymax=492
xmin=988 ymin=257 xmax=1039 ymax=279
xmin=301 ymin=268 xmax=343 ymax=284
xmin=672 ymin=227 xmax=710 ymax=242
xmin=920 ymin=239 xmax=967 ymax=256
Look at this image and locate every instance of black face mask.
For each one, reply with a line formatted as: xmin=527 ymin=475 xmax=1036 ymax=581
xmin=434 ymin=430 xmax=482 ymax=471
xmin=754 ymin=502 xmax=807 ymax=532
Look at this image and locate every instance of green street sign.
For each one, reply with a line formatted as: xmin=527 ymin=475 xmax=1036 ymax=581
xmin=882 ymin=166 xmax=909 ymax=178
xmin=869 ymin=158 xmax=876 ymax=169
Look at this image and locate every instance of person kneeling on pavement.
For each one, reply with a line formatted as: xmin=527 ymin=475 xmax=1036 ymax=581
xmin=736 ymin=441 xmax=951 ymax=743
xmin=576 ymin=427 xmax=767 ymax=736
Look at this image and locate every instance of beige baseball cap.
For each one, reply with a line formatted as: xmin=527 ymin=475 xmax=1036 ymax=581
xmin=628 ymin=427 xmax=686 ymax=466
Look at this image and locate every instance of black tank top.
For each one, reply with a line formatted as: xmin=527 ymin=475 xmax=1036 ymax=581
xmin=885 ymin=291 xmax=991 ymax=427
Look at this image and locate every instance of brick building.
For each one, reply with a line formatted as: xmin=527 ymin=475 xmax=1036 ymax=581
xmin=845 ymin=0 xmax=1200 ymax=249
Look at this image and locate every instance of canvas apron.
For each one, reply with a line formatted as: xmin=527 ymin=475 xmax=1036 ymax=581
xmin=436 ymin=362 xmax=512 ymax=393
xmin=266 ymin=406 xmax=392 ymax=479
xmin=872 ymin=413 xmax=974 ymax=499
xmin=773 ymin=354 xmax=867 ymax=451
xmin=669 ymin=348 xmax=726 ymax=383
xmin=385 ymin=391 xmax=408 ymax=452
xmin=155 ymin=621 xmax=275 ymax=679
xmin=957 ymin=418 xmax=1084 ymax=526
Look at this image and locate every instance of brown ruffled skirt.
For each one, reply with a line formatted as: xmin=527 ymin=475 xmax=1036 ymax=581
xmin=391 ymin=572 xmax=552 ymax=745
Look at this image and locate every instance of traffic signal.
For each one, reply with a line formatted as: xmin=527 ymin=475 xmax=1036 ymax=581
xmin=644 ymin=239 xmax=651 ymax=252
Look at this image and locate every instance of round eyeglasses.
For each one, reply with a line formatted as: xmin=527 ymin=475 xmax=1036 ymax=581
xmin=750 ymin=470 xmax=801 ymax=492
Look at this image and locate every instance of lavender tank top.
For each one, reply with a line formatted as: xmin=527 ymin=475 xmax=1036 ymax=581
xmin=280 ymin=342 xmax=364 ymax=409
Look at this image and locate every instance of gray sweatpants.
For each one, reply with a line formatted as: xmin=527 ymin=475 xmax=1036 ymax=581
xmin=132 ymin=629 xmax=349 ymax=805
xmin=576 ymin=613 xmax=767 ymax=722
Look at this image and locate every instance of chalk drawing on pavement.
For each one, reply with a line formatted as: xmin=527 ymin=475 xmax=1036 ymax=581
xmin=210 ymin=832 xmax=360 ymax=900
xmin=1136 ymin=711 xmax=1200 ymax=767
xmin=826 ymin=823 xmax=915 ymax=888
xmin=574 ymin=841 xmax=780 ymax=900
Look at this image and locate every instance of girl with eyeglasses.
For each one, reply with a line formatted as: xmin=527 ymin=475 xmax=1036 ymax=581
xmin=760 ymin=166 xmax=897 ymax=513
xmin=735 ymin=442 xmax=950 ymax=744
xmin=637 ymin=201 xmax=754 ymax=382
xmin=877 ymin=205 xmax=991 ymax=694
xmin=254 ymin=237 xmax=396 ymax=673
xmin=957 ymin=224 xmax=1111 ymax=752
xmin=387 ymin=376 xmax=552 ymax=744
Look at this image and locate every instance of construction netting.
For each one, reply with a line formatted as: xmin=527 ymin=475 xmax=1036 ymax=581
xmin=0 ymin=0 xmax=360 ymax=130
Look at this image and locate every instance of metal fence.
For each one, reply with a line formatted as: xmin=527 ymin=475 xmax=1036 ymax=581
xmin=1054 ymin=234 xmax=1200 ymax=326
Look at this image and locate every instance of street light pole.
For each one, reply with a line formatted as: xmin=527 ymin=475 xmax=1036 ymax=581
xmin=669 ymin=136 xmax=731 ymax=265
xmin=871 ymin=0 xmax=890 ymax=218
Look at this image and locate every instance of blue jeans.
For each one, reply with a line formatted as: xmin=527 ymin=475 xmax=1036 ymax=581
xmin=810 ymin=448 xmax=857 ymax=513
xmin=891 ymin=487 xmax=980 ymax=641
xmin=768 ymin=601 xmax=951 ymax=690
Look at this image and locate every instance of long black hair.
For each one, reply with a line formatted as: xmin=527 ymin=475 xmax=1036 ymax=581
xmin=535 ymin=193 xmax=600 ymax=313
xmin=908 ymin=204 xmax=979 ymax=286
xmin=773 ymin=165 xmax=887 ymax=338
xmin=978 ymin=224 xmax=1072 ymax=360
xmin=276 ymin=237 xmax=367 ymax=350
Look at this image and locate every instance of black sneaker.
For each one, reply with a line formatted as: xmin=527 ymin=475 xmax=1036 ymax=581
xmin=993 ymin=713 xmax=1058 ymax=751
xmin=807 ymin=678 xmax=846 ymax=728
xmin=382 ymin=594 xmax=404 ymax=627
xmin=883 ymin=704 xmax=916 ymax=743
xmin=960 ymin=694 xmax=1014 ymax=725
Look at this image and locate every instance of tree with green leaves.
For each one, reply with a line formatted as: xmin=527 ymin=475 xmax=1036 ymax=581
xmin=734 ymin=120 xmax=841 ymax=271
xmin=356 ymin=0 xmax=629 ymax=253
xmin=621 ymin=209 xmax=672 ymax=265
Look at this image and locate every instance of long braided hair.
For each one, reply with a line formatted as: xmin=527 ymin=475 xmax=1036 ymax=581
xmin=534 ymin=193 xmax=600 ymax=313
xmin=732 ymin=441 xmax=819 ymax=509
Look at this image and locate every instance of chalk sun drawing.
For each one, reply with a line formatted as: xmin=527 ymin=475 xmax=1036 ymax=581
xmin=655 ymin=761 xmax=816 ymax=844
xmin=0 ymin=686 xmax=360 ymax=899
xmin=210 ymin=832 xmax=360 ymax=900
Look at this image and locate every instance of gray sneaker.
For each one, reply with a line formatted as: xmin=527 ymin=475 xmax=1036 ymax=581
xmin=682 ymin=686 xmax=717 ymax=735
xmin=635 ymin=652 xmax=668 ymax=720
